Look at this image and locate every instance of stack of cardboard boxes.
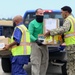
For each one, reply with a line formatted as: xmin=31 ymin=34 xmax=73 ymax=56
xmin=0 ymin=36 xmax=11 ymax=56
xmin=38 ymin=18 xmax=63 ymax=45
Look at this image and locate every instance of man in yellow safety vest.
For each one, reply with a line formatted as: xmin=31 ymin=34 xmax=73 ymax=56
xmin=44 ymin=6 xmax=75 ymax=75
xmin=3 ymin=15 xmax=31 ymax=75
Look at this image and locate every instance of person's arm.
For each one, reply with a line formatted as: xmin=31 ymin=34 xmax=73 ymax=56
xmin=50 ymin=20 xmax=71 ymax=36
xmin=3 ymin=28 xmax=22 ymax=50
xmin=13 ymin=28 xmax=22 ymax=44
xmin=28 ymin=22 xmax=37 ymax=42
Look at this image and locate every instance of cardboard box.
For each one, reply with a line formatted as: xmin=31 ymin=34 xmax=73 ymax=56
xmin=0 ymin=36 xmax=10 ymax=50
xmin=43 ymin=18 xmax=59 ymax=33
xmin=44 ymin=35 xmax=63 ymax=45
xmin=38 ymin=18 xmax=63 ymax=45
xmin=38 ymin=34 xmax=63 ymax=45
xmin=38 ymin=34 xmax=45 ymax=41
xmin=0 ymin=36 xmax=11 ymax=56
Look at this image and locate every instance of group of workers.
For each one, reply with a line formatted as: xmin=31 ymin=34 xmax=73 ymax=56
xmin=3 ymin=5 xmax=75 ymax=75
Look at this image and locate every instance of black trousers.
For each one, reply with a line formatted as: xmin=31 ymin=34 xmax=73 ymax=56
xmin=61 ymin=61 xmax=67 ymax=75
xmin=56 ymin=60 xmax=67 ymax=75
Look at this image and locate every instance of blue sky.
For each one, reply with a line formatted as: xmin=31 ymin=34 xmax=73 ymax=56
xmin=0 ymin=0 xmax=75 ymax=19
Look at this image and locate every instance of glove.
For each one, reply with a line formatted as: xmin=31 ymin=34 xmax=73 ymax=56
xmin=35 ymin=40 xmax=43 ymax=46
xmin=59 ymin=45 xmax=66 ymax=50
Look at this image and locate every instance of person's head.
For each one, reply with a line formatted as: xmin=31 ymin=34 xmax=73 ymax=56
xmin=61 ymin=6 xmax=72 ymax=19
xmin=35 ymin=8 xmax=44 ymax=23
xmin=13 ymin=15 xmax=23 ymax=27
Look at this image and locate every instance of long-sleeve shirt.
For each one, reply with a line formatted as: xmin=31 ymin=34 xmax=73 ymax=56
xmin=50 ymin=18 xmax=71 ymax=36
xmin=28 ymin=19 xmax=43 ymax=42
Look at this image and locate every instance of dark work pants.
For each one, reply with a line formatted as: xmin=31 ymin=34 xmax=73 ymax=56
xmin=12 ymin=62 xmax=27 ymax=75
xmin=61 ymin=61 xmax=67 ymax=75
xmin=10 ymin=55 xmax=30 ymax=75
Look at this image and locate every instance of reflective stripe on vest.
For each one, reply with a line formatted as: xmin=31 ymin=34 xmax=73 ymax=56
xmin=11 ymin=24 xmax=31 ymax=56
xmin=64 ymin=32 xmax=75 ymax=38
xmin=12 ymin=42 xmax=31 ymax=48
xmin=64 ymin=15 xmax=75 ymax=45
xmin=64 ymin=16 xmax=75 ymax=38
xmin=19 ymin=25 xmax=28 ymax=55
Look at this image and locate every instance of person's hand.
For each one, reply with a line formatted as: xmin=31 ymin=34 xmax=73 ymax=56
xmin=3 ymin=44 xmax=10 ymax=50
xmin=61 ymin=43 xmax=66 ymax=46
xmin=44 ymin=30 xmax=50 ymax=37
xmin=35 ymin=40 xmax=43 ymax=46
